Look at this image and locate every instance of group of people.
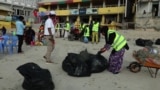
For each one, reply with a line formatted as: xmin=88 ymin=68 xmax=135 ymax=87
xmin=14 ymin=10 xmax=130 ymax=74
xmin=52 ymin=20 xmax=101 ymax=44
xmin=15 ymin=16 xmax=35 ymax=53
xmin=80 ymin=20 xmax=100 ymax=44
xmin=41 ymin=10 xmax=130 ymax=74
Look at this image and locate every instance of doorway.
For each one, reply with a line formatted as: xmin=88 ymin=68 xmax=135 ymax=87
xmin=152 ymin=4 xmax=159 ymax=17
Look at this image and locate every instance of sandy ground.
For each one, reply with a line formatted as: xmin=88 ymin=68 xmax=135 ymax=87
xmin=0 ymin=28 xmax=160 ymax=90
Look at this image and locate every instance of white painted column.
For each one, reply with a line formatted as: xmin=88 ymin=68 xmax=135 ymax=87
xmin=102 ymin=0 xmax=106 ymax=8
xmin=158 ymin=1 xmax=160 ymax=16
xmin=101 ymin=15 xmax=105 ymax=25
xmin=89 ymin=15 xmax=92 ymax=24
xmin=125 ymin=0 xmax=127 ymax=17
xmin=66 ymin=16 xmax=69 ymax=21
xmin=118 ymin=0 xmax=120 ymax=6
xmin=90 ymin=2 xmax=92 ymax=8
xmin=136 ymin=2 xmax=138 ymax=15
xmin=67 ymin=4 xmax=69 ymax=9
xmin=117 ymin=0 xmax=121 ymax=22
xmin=77 ymin=16 xmax=80 ymax=22
xmin=148 ymin=1 xmax=152 ymax=12
xmin=57 ymin=5 xmax=59 ymax=10
xmin=117 ymin=14 xmax=120 ymax=22
xmin=78 ymin=3 xmax=80 ymax=9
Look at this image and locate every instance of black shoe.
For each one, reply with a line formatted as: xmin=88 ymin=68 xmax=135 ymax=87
xmin=113 ymin=72 xmax=119 ymax=74
xmin=18 ymin=51 xmax=24 ymax=54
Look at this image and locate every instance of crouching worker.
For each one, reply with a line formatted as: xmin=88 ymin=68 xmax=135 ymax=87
xmin=24 ymin=26 xmax=35 ymax=45
xmin=83 ymin=25 xmax=90 ymax=43
xmin=97 ymin=21 xmax=129 ymax=74
xmin=38 ymin=24 xmax=44 ymax=42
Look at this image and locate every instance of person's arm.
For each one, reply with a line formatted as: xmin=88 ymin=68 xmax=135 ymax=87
xmin=48 ymin=28 xmax=53 ymax=38
xmin=21 ymin=22 xmax=25 ymax=29
xmin=97 ymin=33 xmax=115 ymax=55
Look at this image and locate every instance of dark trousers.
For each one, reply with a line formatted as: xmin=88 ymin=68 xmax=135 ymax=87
xmin=17 ymin=35 xmax=24 ymax=52
xmin=63 ymin=30 xmax=65 ymax=38
xmin=60 ymin=29 xmax=62 ymax=37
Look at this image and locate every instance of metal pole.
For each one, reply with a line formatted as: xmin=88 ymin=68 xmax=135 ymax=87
xmin=125 ymin=0 xmax=127 ymax=17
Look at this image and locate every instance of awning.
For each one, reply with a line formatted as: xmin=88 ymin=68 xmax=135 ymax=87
xmin=38 ymin=0 xmax=91 ymax=6
xmin=0 ymin=5 xmax=13 ymax=12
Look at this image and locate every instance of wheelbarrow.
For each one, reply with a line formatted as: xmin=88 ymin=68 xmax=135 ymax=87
xmin=127 ymin=51 xmax=160 ymax=78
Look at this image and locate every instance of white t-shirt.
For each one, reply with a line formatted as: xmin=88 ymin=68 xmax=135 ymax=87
xmin=44 ymin=18 xmax=55 ymax=35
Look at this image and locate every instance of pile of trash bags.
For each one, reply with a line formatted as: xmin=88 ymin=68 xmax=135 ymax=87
xmin=135 ymin=38 xmax=160 ymax=46
xmin=134 ymin=46 xmax=160 ymax=65
xmin=155 ymin=38 xmax=160 ymax=45
xmin=17 ymin=62 xmax=55 ymax=90
xmin=135 ymin=38 xmax=153 ymax=47
xmin=62 ymin=49 xmax=108 ymax=77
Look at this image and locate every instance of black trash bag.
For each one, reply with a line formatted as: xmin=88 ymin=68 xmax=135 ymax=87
xmin=87 ymin=54 xmax=108 ymax=73
xmin=145 ymin=40 xmax=153 ymax=46
xmin=68 ymin=34 xmax=75 ymax=41
xmin=62 ymin=53 xmax=91 ymax=77
xmin=79 ymin=49 xmax=90 ymax=62
xmin=135 ymin=38 xmax=153 ymax=47
xmin=62 ymin=53 xmax=79 ymax=72
xmin=155 ymin=38 xmax=160 ymax=45
xmin=68 ymin=61 xmax=91 ymax=77
xmin=17 ymin=62 xmax=55 ymax=90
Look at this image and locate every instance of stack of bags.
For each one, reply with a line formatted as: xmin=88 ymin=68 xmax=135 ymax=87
xmin=62 ymin=49 xmax=108 ymax=77
xmin=134 ymin=46 xmax=160 ymax=65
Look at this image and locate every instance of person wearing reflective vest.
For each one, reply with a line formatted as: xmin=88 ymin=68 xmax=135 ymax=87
xmin=55 ymin=22 xmax=60 ymax=38
xmin=80 ymin=23 xmax=86 ymax=37
xmin=83 ymin=25 xmax=90 ymax=43
xmin=92 ymin=20 xmax=99 ymax=44
xmin=97 ymin=21 xmax=129 ymax=74
xmin=81 ymin=23 xmax=86 ymax=31
xmin=64 ymin=21 xmax=70 ymax=40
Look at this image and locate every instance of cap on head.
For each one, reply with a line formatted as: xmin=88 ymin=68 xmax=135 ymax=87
xmin=49 ymin=11 xmax=56 ymax=15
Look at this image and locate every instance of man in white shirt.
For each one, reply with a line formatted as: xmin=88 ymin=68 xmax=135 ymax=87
xmin=43 ymin=11 xmax=56 ymax=63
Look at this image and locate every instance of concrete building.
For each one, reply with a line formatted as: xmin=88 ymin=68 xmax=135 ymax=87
xmin=135 ymin=0 xmax=160 ymax=29
xmin=0 ymin=0 xmax=41 ymax=29
xmin=38 ymin=0 xmax=136 ymax=28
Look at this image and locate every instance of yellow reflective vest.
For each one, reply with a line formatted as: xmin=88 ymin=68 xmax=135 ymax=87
xmin=55 ymin=23 xmax=60 ymax=31
xmin=80 ymin=23 xmax=86 ymax=31
xmin=108 ymin=29 xmax=127 ymax=51
xmin=92 ymin=22 xmax=99 ymax=32
xmin=84 ymin=27 xmax=90 ymax=37
xmin=65 ymin=23 xmax=70 ymax=31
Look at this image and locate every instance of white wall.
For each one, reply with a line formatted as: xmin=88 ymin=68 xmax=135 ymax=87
xmin=136 ymin=2 xmax=152 ymax=17
xmin=0 ymin=0 xmax=39 ymax=9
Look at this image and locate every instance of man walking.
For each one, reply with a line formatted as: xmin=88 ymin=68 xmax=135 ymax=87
xmin=43 ymin=11 xmax=56 ymax=63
